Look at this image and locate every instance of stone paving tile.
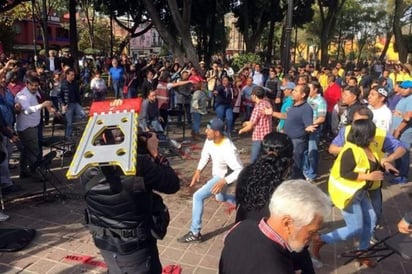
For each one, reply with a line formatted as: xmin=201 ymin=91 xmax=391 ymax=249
xmin=0 ymin=264 xmax=35 ymax=274
xmin=26 ymin=258 xmax=60 ymax=273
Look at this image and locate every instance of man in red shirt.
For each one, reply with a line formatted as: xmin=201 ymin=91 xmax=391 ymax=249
xmin=323 ymin=74 xmax=341 ymax=138
xmin=239 ymin=86 xmax=273 ymax=163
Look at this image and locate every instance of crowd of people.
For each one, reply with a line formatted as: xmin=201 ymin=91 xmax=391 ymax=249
xmin=1 ymin=49 xmax=412 ymax=273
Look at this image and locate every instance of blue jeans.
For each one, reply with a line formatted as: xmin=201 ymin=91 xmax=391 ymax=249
xmin=192 ymin=112 xmax=202 ymax=134
xmin=215 ymin=104 xmax=233 ymax=137
xmin=243 ymin=105 xmax=253 ymax=122
xmin=369 ymin=187 xmax=382 ymax=225
xmin=250 ymin=140 xmax=262 ymax=164
xmin=395 ymin=139 xmax=410 ymax=178
xmin=321 ymin=190 xmax=376 ymax=250
xmin=65 ymin=103 xmax=86 ymax=137
xmin=303 ymin=129 xmax=321 ymax=180
xmin=190 ymin=176 xmax=236 ymax=234
xmin=290 ymin=138 xmax=308 ymax=179
xmin=112 ymin=79 xmax=124 ymax=99
xmin=149 ymin=120 xmax=164 ymax=132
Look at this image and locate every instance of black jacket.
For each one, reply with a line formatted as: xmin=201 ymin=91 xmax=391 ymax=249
xmin=84 ymin=154 xmax=180 ymax=254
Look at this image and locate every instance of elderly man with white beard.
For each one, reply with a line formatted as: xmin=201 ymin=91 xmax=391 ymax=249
xmin=219 ymin=180 xmax=331 ymax=274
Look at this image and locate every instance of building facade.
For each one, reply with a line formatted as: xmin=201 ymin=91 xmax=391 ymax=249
xmin=129 ymin=23 xmax=163 ymax=59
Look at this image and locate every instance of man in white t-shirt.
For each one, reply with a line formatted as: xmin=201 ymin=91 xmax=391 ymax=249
xmin=177 ymin=118 xmax=243 ymax=243
xmin=367 ymin=85 xmax=392 ymax=132
xmin=252 ymin=63 xmax=264 ymax=86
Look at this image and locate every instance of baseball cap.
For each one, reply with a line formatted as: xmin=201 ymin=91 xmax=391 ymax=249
xmin=280 ymin=82 xmax=296 ymax=90
xmin=399 ymin=80 xmax=412 ymax=88
xmin=207 ymin=118 xmax=225 ymax=133
xmin=373 ymin=85 xmax=388 ymax=97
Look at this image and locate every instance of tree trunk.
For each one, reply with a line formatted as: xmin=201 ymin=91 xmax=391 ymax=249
xmin=379 ymin=32 xmax=392 ymax=61
xmin=142 ymin=0 xmax=185 ymax=60
xmin=320 ymin=31 xmax=329 ymax=67
xmin=69 ymin=0 xmax=79 ymax=73
xmin=142 ymin=0 xmax=197 ymax=64
xmin=41 ymin=0 xmax=48 ymax=55
xmin=317 ymin=0 xmax=346 ymax=67
xmin=356 ymin=40 xmax=366 ymax=66
xmin=336 ymin=26 xmax=342 ymax=61
xmin=393 ymin=0 xmax=408 ymax=63
xmin=244 ymin=9 xmax=265 ymax=53
xmin=206 ymin=0 xmax=217 ymax=61
xmin=266 ymin=19 xmax=275 ymax=66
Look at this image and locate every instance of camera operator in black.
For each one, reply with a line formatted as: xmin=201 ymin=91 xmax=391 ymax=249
xmin=82 ymin=130 xmax=180 ymax=273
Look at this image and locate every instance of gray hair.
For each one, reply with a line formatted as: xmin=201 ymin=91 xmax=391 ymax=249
xmin=268 ymin=180 xmax=331 ymax=228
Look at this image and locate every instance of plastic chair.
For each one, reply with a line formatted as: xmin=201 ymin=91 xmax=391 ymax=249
xmin=341 ymin=232 xmax=412 ymax=265
xmin=41 ymin=116 xmax=75 ymax=167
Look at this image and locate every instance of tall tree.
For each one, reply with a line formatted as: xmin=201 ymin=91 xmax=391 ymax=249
xmin=230 ymin=0 xmax=314 ymax=56
xmin=32 ymin=0 xmax=65 ymax=57
xmin=317 ymin=0 xmax=347 ymax=66
xmin=0 ymin=0 xmax=29 ymax=12
xmin=69 ymin=0 xmax=79 ymax=72
xmin=77 ymin=0 xmax=96 ymax=49
xmin=191 ymin=0 xmax=229 ymax=64
xmin=141 ymin=0 xmax=198 ymax=63
xmin=393 ymin=0 xmax=412 ymax=63
xmin=94 ymin=0 xmax=153 ymax=55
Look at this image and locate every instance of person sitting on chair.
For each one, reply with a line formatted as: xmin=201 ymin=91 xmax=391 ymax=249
xmin=139 ymin=90 xmax=164 ymax=133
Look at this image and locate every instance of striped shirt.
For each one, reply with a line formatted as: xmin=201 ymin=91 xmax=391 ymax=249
xmin=307 ymin=94 xmax=327 ymax=123
xmin=250 ymin=99 xmax=272 ymax=141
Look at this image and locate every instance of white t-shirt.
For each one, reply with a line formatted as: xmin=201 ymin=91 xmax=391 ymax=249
xmin=252 ymin=71 xmax=264 ymax=86
xmin=15 ymin=87 xmax=42 ymax=131
xmin=197 ymin=137 xmax=243 ymax=184
xmin=369 ymin=104 xmax=392 ymax=132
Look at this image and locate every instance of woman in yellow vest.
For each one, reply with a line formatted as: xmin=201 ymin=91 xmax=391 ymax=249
xmin=311 ymin=119 xmax=385 ymax=267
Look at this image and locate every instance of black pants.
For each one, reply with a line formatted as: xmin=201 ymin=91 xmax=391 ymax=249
xmin=100 ymin=244 xmax=162 ymax=274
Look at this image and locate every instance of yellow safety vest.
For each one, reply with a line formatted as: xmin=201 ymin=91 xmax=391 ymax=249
xmin=343 ymin=125 xmax=386 ymax=190
xmin=328 ymin=142 xmax=380 ymax=210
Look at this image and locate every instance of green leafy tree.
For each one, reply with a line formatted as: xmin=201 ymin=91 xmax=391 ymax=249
xmin=316 ymin=0 xmax=347 ymax=66
xmin=393 ymin=0 xmax=412 ymax=62
xmin=94 ymin=0 xmax=153 ymax=55
xmin=191 ymin=0 xmax=230 ymax=64
xmin=77 ymin=16 xmax=121 ymax=55
xmin=141 ymin=0 xmax=198 ymax=64
xmin=231 ymin=52 xmax=261 ymax=71
xmin=230 ymin=0 xmax=314 ymax=64
xmin=0 ymin=0 xmax=29 ymax=13
xmin=333 ymin=0 xmax=387 ymax=64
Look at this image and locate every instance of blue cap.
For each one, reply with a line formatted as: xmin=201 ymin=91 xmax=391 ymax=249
xmin=207 ymin=118 xmax=225 ymax=133
xmin=280 ymin=82 xmax=296 ymax=90
xmin=399 ymin=80 xmax=412 ymax=88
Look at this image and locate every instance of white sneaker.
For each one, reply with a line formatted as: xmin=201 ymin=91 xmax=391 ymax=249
xmin=0 ymin=212 xmax=10 ymax=222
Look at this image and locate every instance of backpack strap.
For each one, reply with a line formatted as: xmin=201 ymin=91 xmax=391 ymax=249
xmin=83 ymin=171 xmax=105 ymax=193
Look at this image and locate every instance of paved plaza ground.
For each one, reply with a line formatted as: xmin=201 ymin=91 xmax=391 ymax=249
xmin=0 ymin=119 xmax=411 ymax=274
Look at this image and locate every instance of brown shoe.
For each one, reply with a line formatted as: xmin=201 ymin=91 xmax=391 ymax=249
xmin=311 ymin=234 xmax=325 ymax=260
